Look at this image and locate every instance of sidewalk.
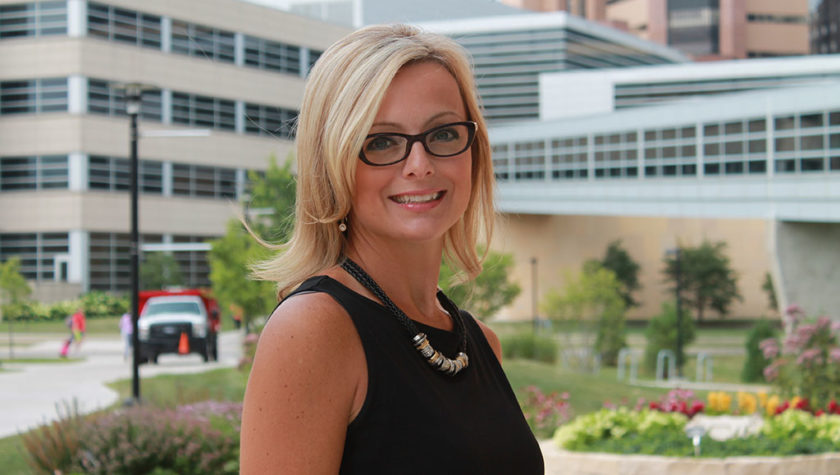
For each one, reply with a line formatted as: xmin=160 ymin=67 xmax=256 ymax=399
xmin=0 ymin=331 xmax=242 ymax=439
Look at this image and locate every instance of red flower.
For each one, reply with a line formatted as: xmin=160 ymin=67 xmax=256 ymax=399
xmin=816 ymin=409 xmax=825 ymax=416
xmin=828 ymin=400 xmax=839 ymax=414
xmin=649 ymin=401 xmax=660 ymax=410
xmin=795 ymin=398 xmax=810 ymax=411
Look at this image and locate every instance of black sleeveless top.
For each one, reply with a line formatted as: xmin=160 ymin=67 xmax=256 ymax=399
xmin=285 ymin=276 xmax=544 ymax=474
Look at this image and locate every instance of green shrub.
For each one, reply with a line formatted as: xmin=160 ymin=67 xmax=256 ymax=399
xmin=22 ymin=401 xmax=241 ymax=474
xmin=80 ymin=291 xmax=129 ymax=318
xmin=643 ymin=301 xmax=696 ymax=373
xmin=555 ymin=407 xmax=840 ymax=457
xmin=501 ymin=331 xmax=558 ymax=363
xmin=20 ymin=402 xmax=85 ymax=474
xmin=741 ymin=318 xmax=778 ymax=383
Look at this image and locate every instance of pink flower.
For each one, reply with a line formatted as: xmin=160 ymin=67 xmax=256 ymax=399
xmin=829 ymin=347 xmax=840 ymax=363
xmin=763 ymin=362 xmax=779 ymax=381
xmin=785 ymin=304 xmax=805 ymax=323
xmin=797 ymin=347 xmax=823 ymax=366
xmin=760 ymin=338 xmax=779 ymax=359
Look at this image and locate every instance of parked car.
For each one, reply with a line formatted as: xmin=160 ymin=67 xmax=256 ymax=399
xmin=137 ymin=289 xmax=220 ymax=364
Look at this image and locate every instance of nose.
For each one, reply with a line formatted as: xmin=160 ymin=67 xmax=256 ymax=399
xmin=401 ymin=140 xmax=434 ymax=178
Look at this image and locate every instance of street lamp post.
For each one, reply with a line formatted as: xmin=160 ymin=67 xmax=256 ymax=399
xmin=531 ymin=257 xmax=538 ymax=331
xmin=668 ymin=247 xmax=684 ymax=378
xmin=124 ymin=84 xmax=143 ymax=403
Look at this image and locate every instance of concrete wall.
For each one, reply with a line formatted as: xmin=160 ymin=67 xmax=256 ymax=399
xmin=490 ymin=213 xmax=774 ymax=321
xmin=774 ymin=221 xmax=840 ymax=318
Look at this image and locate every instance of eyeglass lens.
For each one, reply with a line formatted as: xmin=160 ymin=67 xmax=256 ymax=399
xmin=361 ymin=122 xmax=474 ymax=166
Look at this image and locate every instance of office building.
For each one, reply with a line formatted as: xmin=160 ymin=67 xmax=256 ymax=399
xmin=0 ymin=0 xmax=349 ymax=300
xmin=502 ymin=0 xmax=811 ymax=60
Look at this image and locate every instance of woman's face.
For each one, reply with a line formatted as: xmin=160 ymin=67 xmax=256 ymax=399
xmin=349 ymin=61 xmax=472 ymax=249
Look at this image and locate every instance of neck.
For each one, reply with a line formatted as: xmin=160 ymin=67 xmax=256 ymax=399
xmin=344 ymin=238 xmax=445 ymax=325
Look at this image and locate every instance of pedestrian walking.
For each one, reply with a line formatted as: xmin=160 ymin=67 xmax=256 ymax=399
xmin=119 ymin=312 xmax=133 ymax=360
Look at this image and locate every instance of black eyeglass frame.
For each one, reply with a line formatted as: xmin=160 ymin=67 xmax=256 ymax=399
xmin=358 ymin=121 xmax=477 ymax=166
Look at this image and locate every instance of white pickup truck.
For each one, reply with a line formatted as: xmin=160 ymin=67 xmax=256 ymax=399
xmin=137 ymin=290 xmax=220 ymax=364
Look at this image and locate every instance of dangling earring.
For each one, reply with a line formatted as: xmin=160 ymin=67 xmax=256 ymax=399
xmin=338 ymin=218 xmax=347 ymax=233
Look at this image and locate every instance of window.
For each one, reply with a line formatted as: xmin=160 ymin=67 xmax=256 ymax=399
xmin=88 ymin=79 xmax=162 ymax=121
xmin=89 ymin=233 xmax=163 ymax=291
xmin=171 ymin=163 xmax=237 ymax=199
xmin=172 ymin=92 xmax=235 ymax=131
xmin=244 ymin=35 xmax=301 ymax=76
xmin=0 ymin=232 xmax=69 ymax=281
xmin=0 ymin=78 xmax=68 ymax=114
xmin=0 ymin=155 xmax=68 ymax=190
xmin=88 ymin=156 xmax=163 ymax=193
xmin=244 ymin=103 xmax=297 ymax=139
xmin=171 ymin=20 xmax=235 ymax=63
xmin=0 ymin=2 xmax=66 ymax=38
xmin=87 ymin=2 xmax=161 ymax=49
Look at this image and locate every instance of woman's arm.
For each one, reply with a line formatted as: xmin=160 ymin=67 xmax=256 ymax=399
xmin=240 ymin=293 xmax=366 ymax=474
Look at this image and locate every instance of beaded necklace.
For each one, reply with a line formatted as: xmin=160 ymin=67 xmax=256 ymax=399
xmin=341 ymin=257 xmax=469 ymax=376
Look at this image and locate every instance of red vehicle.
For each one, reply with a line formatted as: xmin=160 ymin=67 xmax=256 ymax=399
xmin=137 ymin=289 xmax=220 ymax=363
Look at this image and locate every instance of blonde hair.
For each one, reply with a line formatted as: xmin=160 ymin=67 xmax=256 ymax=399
xmin=253 ymin=24 xmax=496 ymax=298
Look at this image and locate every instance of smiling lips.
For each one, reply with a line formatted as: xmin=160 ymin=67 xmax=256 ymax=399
xmin=390 ymin=190 xmax=445 ymax=205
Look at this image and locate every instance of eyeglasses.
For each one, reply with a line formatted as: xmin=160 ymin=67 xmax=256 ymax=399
xmin=359 ymin=121 xmax=477 ymax=166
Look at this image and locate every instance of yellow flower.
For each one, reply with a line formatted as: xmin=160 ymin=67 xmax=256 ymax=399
xmin=737 ymin=392 xmax=757 ymax=414
xmin=758 ymin=392 xmax=768 ymax=409
xmin=766 ymin=395 xmax=781 ymax=416
xmin=708 ymin=391 xmax=733 ymax=413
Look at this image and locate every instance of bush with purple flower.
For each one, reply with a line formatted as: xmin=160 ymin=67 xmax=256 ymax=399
xmin=760 ymin=304 xmax=840 ymax=407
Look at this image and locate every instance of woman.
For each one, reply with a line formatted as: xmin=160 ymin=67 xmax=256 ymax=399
xmin=240 ymin=24 xmax=543 ymax=473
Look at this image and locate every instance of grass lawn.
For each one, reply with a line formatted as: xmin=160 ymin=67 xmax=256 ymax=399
xmin=504 ymin=358 xmax=673 ymax=415
xmin=6 ymin=316 xmax=121 ymax=335
xmin=107 ymin=367 xmax=249 ymax=408
xmin=0 ymin=357 xmax=82 ymax=364
xmin=0 ymin=434 xmax=27 ymax=474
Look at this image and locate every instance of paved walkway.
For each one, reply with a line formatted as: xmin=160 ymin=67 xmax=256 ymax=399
xmin=0 ymin=331 xmax=242 ymax=439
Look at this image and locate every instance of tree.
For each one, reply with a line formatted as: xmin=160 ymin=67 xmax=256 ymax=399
xmin=0 ymin=257 xmax=31 ymax=320
xmin=643 ymin=301 xmax=696 ymax=373
xmin=439 ymin=248 xmax=521 ymax=320
xmin=586 ymin=240 xmax=641 ymax=308
xmin=541 ymin=263 xmax=627 ymax=366
xmin=762 ymin=271 xmax=778 ymax=312
xmin=208 ymin=156 xmax=296 ymax=330
xmin=662 ymin=240 xmax=742 ymax=322
xmin=140 ymin=253 xmax=183 ymax=290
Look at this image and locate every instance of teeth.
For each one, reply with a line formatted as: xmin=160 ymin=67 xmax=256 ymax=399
xmin=393 ymin=191 xmax=443 ymax=204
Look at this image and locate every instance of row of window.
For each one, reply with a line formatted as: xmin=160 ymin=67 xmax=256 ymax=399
xmin=0 ymin=1 xmax=66 ymax=38
xmin=0 ymin=2 xmax=322 ymax=77
xmin=493 ymin=110 xmax=840 ymax=180
xmin=1 ymin=155 xmax=243 ymax=199
xmin=0 ymin=155 xmax=68 ymax=190
xmin=0 ymin=78 xmax=68 ymax=114
xmin=88 ymin=233 xmax=211 ymax=291
xmin=0 ymin=232 xmax=69 ymax=281
xmin=0 ymin=77 xmax=298 ymax=139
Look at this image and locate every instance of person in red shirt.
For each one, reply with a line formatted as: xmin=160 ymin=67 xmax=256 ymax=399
xmin=71 ymin=307 xmax=86 ymax=351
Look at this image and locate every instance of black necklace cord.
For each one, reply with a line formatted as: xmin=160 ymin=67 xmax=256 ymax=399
xmin=340 ymin=257 xmax=469 ymax=376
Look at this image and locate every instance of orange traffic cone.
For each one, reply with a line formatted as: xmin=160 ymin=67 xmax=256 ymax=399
xmin=178 ymin=332 xmax=190 ymax=355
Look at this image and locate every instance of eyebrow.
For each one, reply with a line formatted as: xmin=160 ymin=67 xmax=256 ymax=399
xmin=370 ymin=111 xmax=463 ymax=130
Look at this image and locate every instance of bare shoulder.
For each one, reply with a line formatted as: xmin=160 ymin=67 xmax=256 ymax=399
xmin=474 ymin=318 xmax=503 ymax=363
xmin=240 ymin=291 xmax=365 ymax=473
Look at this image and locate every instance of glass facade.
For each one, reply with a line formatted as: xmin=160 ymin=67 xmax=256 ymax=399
xmin=88 ymin=233 xmax=211 ymax=291
xmin=0 ymin=1 xmax=66 ymax=38
xmin=88 ymin=156 xmax=164 ymax=194
xmin=0 ymin=232 xmax=69 ymax=281
xmin=493 ymin=108 xmax=840 ymax=182
xmin=450 ymin=26 xmax=678 ymax=123
xmin=171 ymin=163 xmax=237 ymax=199
xmin=88 ymin=78 xmax=163 ymax=121
xmin=87 ymin=2 xmax=161 ymax=49
xmin=667 ymin=0 xmax=720 ymax=56
xmin=0 ymin=78 xmax=68 ymax=114
xmin=0 ymin=155 xmax=68 ymax=190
